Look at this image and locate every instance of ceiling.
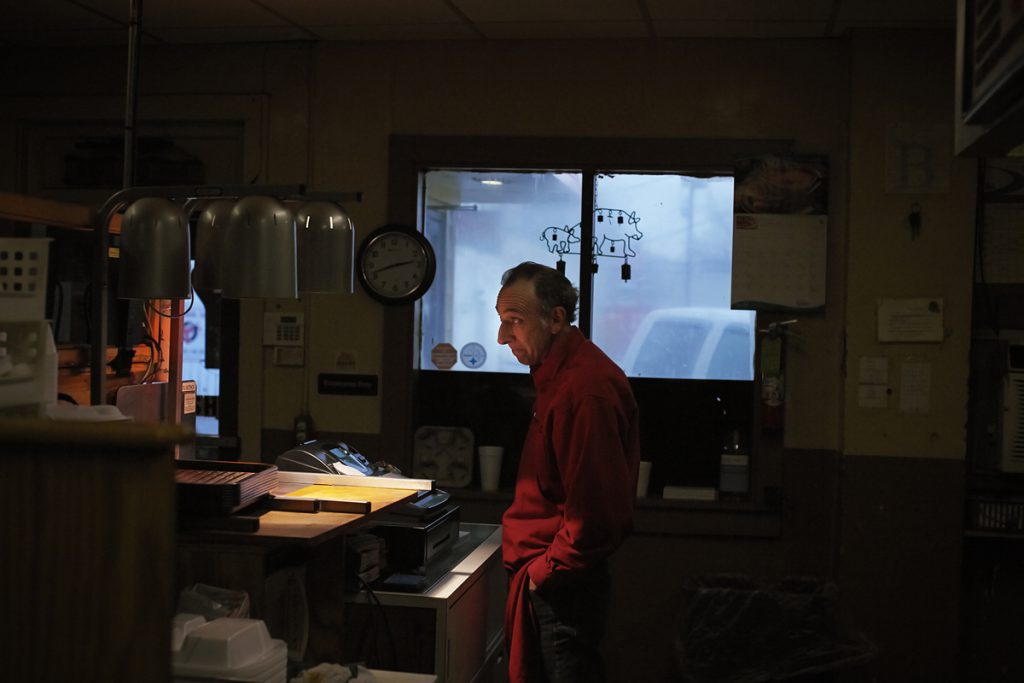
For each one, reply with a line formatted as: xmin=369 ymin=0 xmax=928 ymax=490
xmin=1 ymin=0 xmax=955 ymax=48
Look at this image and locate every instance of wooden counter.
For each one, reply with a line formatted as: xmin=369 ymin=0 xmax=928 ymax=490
xmin=178 ymin=480 xmax=422 ymax=545
xmin=0 ymin=417 xmax=192 ymax=683
xmin=176 ymin=474 xmax=431 ymax=667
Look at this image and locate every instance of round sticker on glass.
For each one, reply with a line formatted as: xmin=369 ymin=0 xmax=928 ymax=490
xmin=460 ymin=342 xmax=487 ymax=369
xmin=430 ymin=342 xmax=457 ymax=370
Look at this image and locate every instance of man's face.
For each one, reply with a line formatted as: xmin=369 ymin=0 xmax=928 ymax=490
xmin=495 ymin=279 xmax=560 ymax=366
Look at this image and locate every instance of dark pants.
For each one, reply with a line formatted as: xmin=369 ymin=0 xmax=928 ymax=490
xmin=528 ymin=565 xmax=610 ymax=683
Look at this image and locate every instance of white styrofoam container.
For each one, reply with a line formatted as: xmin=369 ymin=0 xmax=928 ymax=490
xmin=0 ymin=319 xmax=57 ymax=416
xmin=172 ymin=617 xmax=287 ymax=681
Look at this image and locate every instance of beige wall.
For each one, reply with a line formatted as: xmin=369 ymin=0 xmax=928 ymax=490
xmin=0 ymin=30 xmax=973 ymax=461
xmin=844 ymin=31 xmax=976 ymax=458
xmin=302 ymin=38 xmax=850 ymax=453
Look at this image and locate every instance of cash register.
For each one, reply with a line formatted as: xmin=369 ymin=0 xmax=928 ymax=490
xmin=276 ymin=440 xmax=461 ymax=586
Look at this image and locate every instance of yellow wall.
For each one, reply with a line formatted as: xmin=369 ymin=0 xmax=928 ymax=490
xmin=300 ymin=38 xmax=851 ymax=453
xmin=0 ymin=30 xmax=974 ymax=460
xmin=844 ymin=31 xmax=976 ymax=458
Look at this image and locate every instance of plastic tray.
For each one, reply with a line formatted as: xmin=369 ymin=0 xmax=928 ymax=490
xmin=176 ymin=460 xmax=278 ymax=515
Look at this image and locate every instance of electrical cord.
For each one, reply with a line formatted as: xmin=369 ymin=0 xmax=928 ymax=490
xmin=138 ymin=310 xmax=163 ymax=384
xmin=145 ymin=288 xmax=196 ymax=319
xmin=358 ymin=576 xmax=397 ymax=671
xmin=139 ymin=335 xmax=160 ymax=384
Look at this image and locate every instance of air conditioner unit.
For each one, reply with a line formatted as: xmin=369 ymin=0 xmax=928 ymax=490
xmin=1000 ymin=342 xmax=1024 ymax=472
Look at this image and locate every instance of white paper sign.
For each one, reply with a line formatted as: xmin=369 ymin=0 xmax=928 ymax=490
xmin=731 ymin=213 xmax=827 ymax=311
xmin=899 ymin=361 xmax=931 ymax=413
xmin=858 ymin=356 xmax=889 ymax=384
xmin=877 ymin=298 xmax=944 ymax=343
xmin=858 ymin=384 xmax=889 ymax=409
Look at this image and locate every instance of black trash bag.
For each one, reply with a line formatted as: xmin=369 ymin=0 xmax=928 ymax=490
xmin=674 ymin=575 xmax=877 ymax=683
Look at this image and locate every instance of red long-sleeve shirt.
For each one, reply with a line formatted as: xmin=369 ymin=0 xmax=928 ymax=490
xmin=503 ymin=326 xmax=641 ymax=681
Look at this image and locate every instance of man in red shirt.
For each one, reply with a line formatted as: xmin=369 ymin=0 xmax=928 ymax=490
xmin=495 ymin=261 xmax=641 ymax=683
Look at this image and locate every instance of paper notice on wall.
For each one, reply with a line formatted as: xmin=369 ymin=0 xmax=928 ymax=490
xmin=182 ymin=380 xmax=197 ymax=415
xmin=731 ymin=213 xmax=827 ymax=312
xmin=857 ymin=356 xmax=889 ymax=408
xmin=899 ymin=361 xmax=931 ymax=414
xmin=858 ymin=356 xmax=889 ymax=384
xmin=858 ymin=384 xmax=889 ymax=409
xmin=877 ymin=298 xmax=943 ymax=342
xmin=884 ymin=123 xmax=952 ymax=194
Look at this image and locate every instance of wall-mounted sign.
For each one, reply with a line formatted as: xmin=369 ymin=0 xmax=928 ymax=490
xmin=877 ymin=298 xmax=944 ymax=343
xmin=317 ymin=373 xmax=379 ymax=396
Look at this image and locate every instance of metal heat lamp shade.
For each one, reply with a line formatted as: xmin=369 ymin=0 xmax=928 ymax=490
xmin=191 ymin=199 xmax=235 ymax=292
xmin=221 ymin=196 xmax=298 ymax=299
xmin=295 ymin=201 xmax=355 ymax=294
xmin=119 ymin=197 xmax=191 ymax=299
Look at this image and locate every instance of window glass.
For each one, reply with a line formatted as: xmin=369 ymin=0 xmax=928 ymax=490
xmin=419 ymin=169 xmax=754 ymax=381
xmin=627 ymin=315 xmax=712 ymax=379
xmin=593 ymin=172 xmax=753 ymax=378
xmin=183 ymin=262 xmax=219 ymax=434
xmin=708 ymin=323 xmax=756 ymax=380
xmin=420 ymin=170 xmax=581 ymax=373
xmin=592 ymin=173 xmax=754 ymax=380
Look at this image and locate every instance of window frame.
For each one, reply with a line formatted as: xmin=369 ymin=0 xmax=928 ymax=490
xmin=385 ymin=135 xmax=793 ymax=504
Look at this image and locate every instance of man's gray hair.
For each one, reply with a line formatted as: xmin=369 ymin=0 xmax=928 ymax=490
xmin=500 ymin=261 xmax=579 ymax=324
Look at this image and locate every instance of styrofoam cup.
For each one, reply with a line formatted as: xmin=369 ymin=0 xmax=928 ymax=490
xmin=478 ymin=446 xmax=503 ymax=491
xmin=637 ymin=461 xmax=652 ymax=497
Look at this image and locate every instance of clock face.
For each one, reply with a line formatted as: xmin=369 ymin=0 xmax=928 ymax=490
xmin=357 ymin=226 xmax=436 ymax=304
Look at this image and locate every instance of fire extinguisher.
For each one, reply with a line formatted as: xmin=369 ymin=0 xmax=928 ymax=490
xmin=760 ymin=319 xmax=796 ymax=431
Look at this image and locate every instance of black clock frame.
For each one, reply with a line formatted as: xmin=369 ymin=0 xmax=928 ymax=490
xmin=356 ymin=224 xmax=437 ymax=305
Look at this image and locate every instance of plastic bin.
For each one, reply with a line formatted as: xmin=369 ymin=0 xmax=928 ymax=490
xmin=674 ymin=575 xmax=876 ymax=683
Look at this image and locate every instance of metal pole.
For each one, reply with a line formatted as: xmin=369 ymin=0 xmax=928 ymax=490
xmin=91 ymin=0 xmax=142 ymax=405
xmin=124 ymin=0 xmax=142 ymax=189
xmin=578 ymin=169 xmax=595 ymax=337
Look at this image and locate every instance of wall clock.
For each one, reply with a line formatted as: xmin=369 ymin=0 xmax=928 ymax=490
xmin=356 ymin=224 xmax=436 ymax=305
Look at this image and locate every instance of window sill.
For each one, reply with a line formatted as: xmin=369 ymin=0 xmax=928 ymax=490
xmin=447 ymin=487 xmax=782 ymax=539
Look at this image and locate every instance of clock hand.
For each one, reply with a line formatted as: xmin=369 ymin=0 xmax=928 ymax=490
xmin=376 ymin=260 xmax=415 ymax=273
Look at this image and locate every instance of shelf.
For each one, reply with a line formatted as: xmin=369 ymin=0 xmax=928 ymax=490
xmin=0 ymin=191 xmax=121 ymax=232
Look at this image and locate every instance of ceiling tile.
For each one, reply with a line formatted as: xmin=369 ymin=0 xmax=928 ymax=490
xmin=147 ymin=26 xmax=314 ymax=43
xmin=259 ymin=0 xmax=464 ymax=25
xmin=654 ymin=20 xmax=829 ymax=39
xmin=0 ymin=0 xmax=959 ymax=47
xmin=645 ymin=0 xmax=833 ymax=22
xmin=455 ymin=0 xmax=643 ymax=23
xmin=311 ymin=23 xmax=482 ymax=42
xmin=479 ymin=21 xmax=650 ymax=40
xmin=2 ymin=0 xmax=123 ymax=31
xmin=82 ymin=0 xmax=291 ymax=28
xmin=832 ymin=0 xmax=955 ymax=29
xmin=0 ymin=28 xmax=127 ymax=47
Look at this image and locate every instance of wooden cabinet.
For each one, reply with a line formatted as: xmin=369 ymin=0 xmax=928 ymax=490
xmin=0 ymin=418 xmax=189 ymax=682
